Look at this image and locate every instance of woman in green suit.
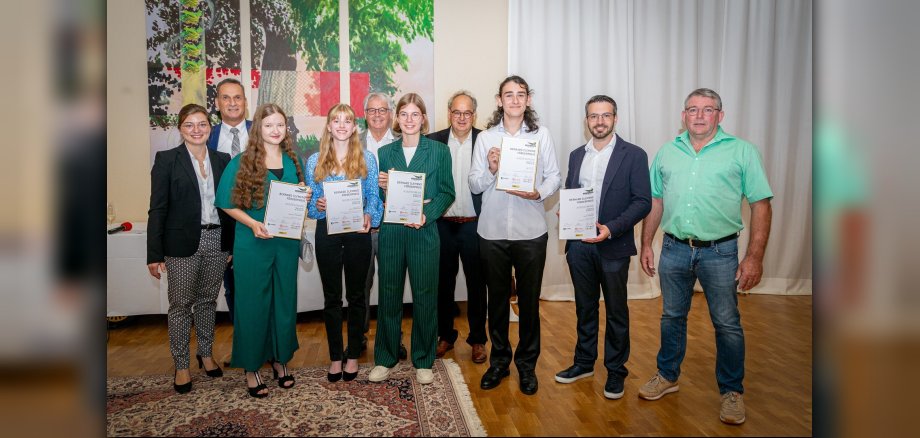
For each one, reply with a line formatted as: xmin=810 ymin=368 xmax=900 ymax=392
xmin=368 ymin=93 xmax=455 ymax=385
xmin=215 ymin=103 xmax=310 ymax=398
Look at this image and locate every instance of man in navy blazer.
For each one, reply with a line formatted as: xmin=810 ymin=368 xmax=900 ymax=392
xmin=206 ymin=78 xmax=251 ymax=332
xmin=426 ymin=90 xmax=488 ymax=364
xmin=554 ymin=95 xmax=651 ymax=400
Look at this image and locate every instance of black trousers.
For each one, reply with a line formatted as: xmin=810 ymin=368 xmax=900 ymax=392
xmin=437 ymin=219 xmax=488 ymax=345
xmin=480 ymin=234 xmax=548 ymax=372
xmin=315 ymin=221 xmax=372 ymax=361
xmin=566 ymin=241 xmax=631 ymax=379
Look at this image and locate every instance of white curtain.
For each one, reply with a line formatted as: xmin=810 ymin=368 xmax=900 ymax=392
xmin=508 ymin=0 xmax=812 ymax=299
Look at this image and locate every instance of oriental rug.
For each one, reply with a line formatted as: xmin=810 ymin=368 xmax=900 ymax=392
xmin=107 ymin=358 xmax=486 ymax=437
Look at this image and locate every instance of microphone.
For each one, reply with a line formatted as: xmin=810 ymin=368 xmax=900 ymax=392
xmin=107 ymin=221 xmax=133 ymax=235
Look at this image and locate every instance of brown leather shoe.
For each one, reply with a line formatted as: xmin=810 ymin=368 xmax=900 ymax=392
xmin=471 ymin=344 xmax=487 ymax=364
xmin=435 ymin=340 xmax=454 ymax=358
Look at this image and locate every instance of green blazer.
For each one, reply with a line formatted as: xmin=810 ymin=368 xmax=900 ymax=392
xmin=377 ymin=135 xmax=455 ymax=227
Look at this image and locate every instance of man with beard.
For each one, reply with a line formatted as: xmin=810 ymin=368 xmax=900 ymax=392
xmin=555 ymin=95 xmax=650 ymax=400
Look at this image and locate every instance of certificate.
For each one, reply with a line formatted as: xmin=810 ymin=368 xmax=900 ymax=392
xmin=323 ymin=179 xmax=365 ymax=234
xmin=263 ymin=181 xmax=309 ymax=239
xmin=496 ymin=136 xmax=539 ymax=192
xmin=559 ymin=187 xmax=598 ymax=240
xmin=383 ymin=170 xmax=425 ymax=224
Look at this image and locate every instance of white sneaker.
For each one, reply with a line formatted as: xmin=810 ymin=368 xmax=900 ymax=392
xmin=416 ymin=368 xmax=434 ymax=384
xmin=368 ymin=365 xmax=391 ymax=382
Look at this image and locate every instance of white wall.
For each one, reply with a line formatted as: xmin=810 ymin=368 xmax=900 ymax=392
xmin=106 ymin=0 xmax=509 ymax=222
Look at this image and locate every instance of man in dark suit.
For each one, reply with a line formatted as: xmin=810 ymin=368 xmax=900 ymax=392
xmin=427 ymin=91 xmax=488 ymax=364
xmin=207 ymin=78 xmax=251 ymax=365
xmin=554 ymin=95 xmax=651 ymax=400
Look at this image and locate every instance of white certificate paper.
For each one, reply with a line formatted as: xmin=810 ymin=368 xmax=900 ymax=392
xmin=496 ymin=136 xmax=539 ymax=192
xmin=384 ymin=170 xmax=425 ymax=224
xmin=323 ymin=179 xmax=365 ymax=234
xmin=559 ymin=187 xmax=598 ymax=240
xmin=263 ymin=181 xmax=309 ymax=239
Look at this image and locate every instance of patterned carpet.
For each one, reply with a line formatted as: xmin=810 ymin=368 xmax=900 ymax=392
xmin=107 ymin=359 xmax=486 ymax=437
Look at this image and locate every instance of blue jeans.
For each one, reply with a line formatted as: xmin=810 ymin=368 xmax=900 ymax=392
xmin=656 ymin=234 xmax=745 ymax=394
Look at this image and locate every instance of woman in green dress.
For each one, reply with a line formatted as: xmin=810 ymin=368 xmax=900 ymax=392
xmin=215 ymin=103 xmax=310 ymax=398
xmin=367 ymin=93 xmax=455 ymax=385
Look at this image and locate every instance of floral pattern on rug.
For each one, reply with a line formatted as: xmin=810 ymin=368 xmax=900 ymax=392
xmin=107 ymin=359 xmax=485 ymax=437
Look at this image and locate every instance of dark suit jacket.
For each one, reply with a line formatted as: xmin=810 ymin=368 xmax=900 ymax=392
xmin=427 ymin=127 xmax=482 ymax=215
xmin=206 ymin=120 xmax=253 ymax=151
xmin=147 ymin=144 xmax=233 ymax=263
xmin=564 ymin=135 xmax=651 ymax=259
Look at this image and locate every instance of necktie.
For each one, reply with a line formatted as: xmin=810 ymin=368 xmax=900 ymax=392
xmin=230 ymin=127 xmax=240 ymax=157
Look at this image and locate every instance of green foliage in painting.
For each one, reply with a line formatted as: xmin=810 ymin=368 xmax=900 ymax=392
xmin=180 ymin=10 xmax=202 ymax=26
xmin=288 ymin=0 xmax=433 ymax=95
xmin=296 ymin=133 xmax=321 ymax=159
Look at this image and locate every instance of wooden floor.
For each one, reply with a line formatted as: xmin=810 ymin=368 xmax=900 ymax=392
xmin=107 ymin=294 xmax=812 ymax=436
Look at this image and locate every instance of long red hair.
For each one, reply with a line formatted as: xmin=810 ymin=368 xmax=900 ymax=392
xmin=231 ymin=104 xmax=304 ymax=209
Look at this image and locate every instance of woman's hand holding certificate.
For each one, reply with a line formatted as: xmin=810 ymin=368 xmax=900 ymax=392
xmin=383 ymin=170 xmax=425 ymax=226
xmin=323 ymin=179 xmax=365 ymax=234
xmin=263 ymin=181 xmax=311 ymax=239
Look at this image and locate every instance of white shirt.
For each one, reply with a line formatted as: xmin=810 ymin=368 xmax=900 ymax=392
xmin=185 ymin=148 xmax=220 ymax=225
xmin=444 ymin=129 xmax=477 ymax=218
xmin=402 ymin=146 xmax=418 ymax=165
xmin=579 ymin=136 xmax=616 ymax=211
xmin=469 ymin=121 xmax=561 ymax=240
xmin=217 ymin=120 xmax=249 ymax=157
xmin=364 ymin=129 xmax=396 ymax=164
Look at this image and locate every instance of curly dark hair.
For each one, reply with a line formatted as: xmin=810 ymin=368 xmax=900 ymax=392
xmin=485 ymin=75 xmax=539 ymax=132
xmin=231 ymin=104 xmax=304 ymax=209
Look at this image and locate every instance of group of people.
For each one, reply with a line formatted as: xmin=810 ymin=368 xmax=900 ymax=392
xmin=146 ymin=75 xmax=772 ymax=425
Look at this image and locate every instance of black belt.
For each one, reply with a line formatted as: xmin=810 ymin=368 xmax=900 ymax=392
xmin=201 ymin=224 xmax=221 ymax=230
xmin=666 ymin=232 xmax=737 ymax=248
xmin=441 ymin=216 xmax=478 ymax=224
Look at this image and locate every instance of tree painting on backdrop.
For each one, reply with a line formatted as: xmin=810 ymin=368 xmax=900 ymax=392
xmin=145 ymin=0 xmax=434 ymax=165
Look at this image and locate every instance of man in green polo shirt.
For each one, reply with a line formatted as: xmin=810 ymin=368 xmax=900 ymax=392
xmin=638 ymin=88 xmax=773 ymax=425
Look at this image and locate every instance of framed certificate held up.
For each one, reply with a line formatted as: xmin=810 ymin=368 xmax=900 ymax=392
xmin=496 ymin=136 xmax=539 ymax=192
xmin=383 ymin=170 xmax=425 ymax=224
xmin=323 ymin=179 xmax=365 ymax=234
xmin=559 ymin=187 xmax=598 ymax=240
xmin=263 ymin=181 xmax=309 ymax=239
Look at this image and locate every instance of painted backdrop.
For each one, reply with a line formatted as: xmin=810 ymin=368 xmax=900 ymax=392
xmin=145 ymin=0 xmax=434 ymax=163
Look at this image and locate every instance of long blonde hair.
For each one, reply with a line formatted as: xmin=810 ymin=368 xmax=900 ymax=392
xmin=313 ymin=104 xmax=367 ymax=182
xmin=231 ymin=104 xmax=304 ymax=209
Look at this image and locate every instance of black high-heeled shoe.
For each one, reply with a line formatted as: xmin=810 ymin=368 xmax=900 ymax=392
xmin=246 ymin=371 xmax=268 ymax=398
xmin=196 ymin=354 xmax=224 ymax=378
xmin=342 ymin=360 xmax=358 ymax=382
xmin=174 ymin=370 xmax=192 ymax=394
xmin=269 ymin=360 xmax=295 ymax=388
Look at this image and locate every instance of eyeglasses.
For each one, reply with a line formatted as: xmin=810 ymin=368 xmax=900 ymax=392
xmin=451 ymin=110 xmax=474 ymax=120
xmin=365 ymin=107 xmax=390 ymax=116
xmin=398 ymin=112 xmax=423 ymax=121
xmin=181 ymin=122 xmax=211 ymax=130
xmin=685 ymin=107 xmax=720 ymax=116
xmin=587 ymin=113 xmax=615 ymax=122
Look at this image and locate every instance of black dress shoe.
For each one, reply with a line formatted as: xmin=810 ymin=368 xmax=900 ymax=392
xmin=480 ymin=366 xmax=510 ymax=390
xmin=196 ymin=354 xmax=224 ymax=378
xmin=327 ymin=371 xmax=343 ymax=382
xmin=173 ymin=370 xmax=192 ymax=394
xmin=519 ymin=370 xmax=538 ymax=395
xmin=342 ymin=370 xmax=358 ymax=382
